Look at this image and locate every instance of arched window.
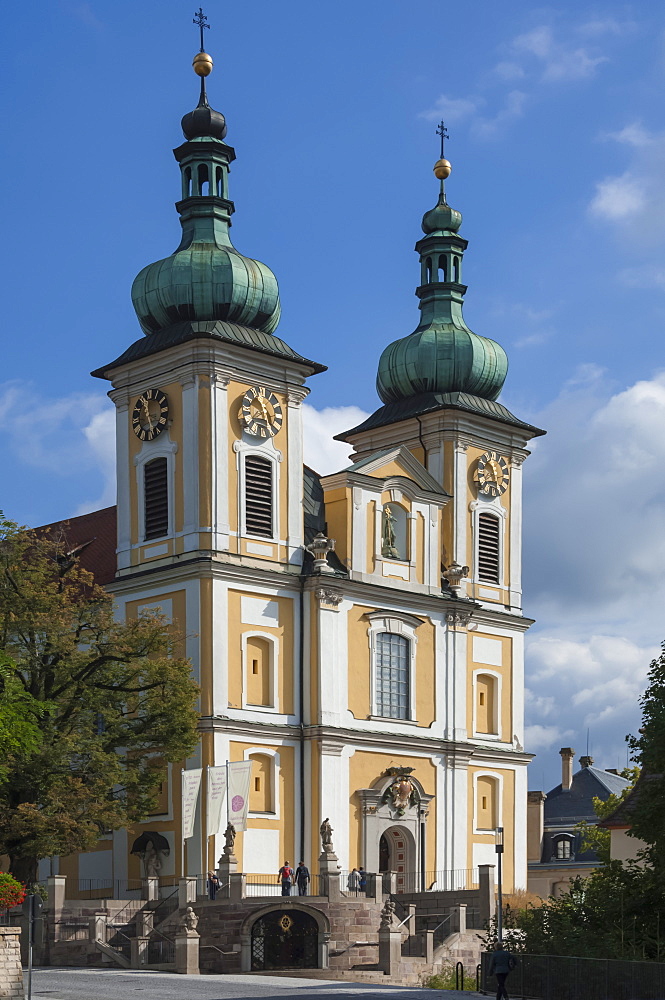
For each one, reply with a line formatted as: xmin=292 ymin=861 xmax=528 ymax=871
xmin=244 ymin=455 xmax=274 ymax=537
xmin=183 ymin=166 xmax=192 ymax=198
xmin=245 ymin=635 xmax=273 ymax=707
xmin=453 ymin=256 xmax=460 ymax=282
xmin=475 ymin=673 xmax=498 ymax=735
xmin=554 ymin=836 xmax=573 ymax=861
xmin=216 ymin=166 xmax=223 ymax=197
xmin=375 ymin=632 xmax=409 ymax=719
xmin=144 ymin=458 xmax=169 ymax=540
xmin=249 ymin=753 xmax=274 ymax=813
xmin=477 ymin=512 xmax=500 ymax=584
xmin=476 ymin=775 xmax=498 ymax=831
xmin=438 ymin=255 xmax=447 ymax=282
xmin=381 ymin=503 xmax=408 ymax=561
xmin=197 ymin=162 xmax=209 ymax=196
xmin=425 ymin=256 xmax=433 ymax=283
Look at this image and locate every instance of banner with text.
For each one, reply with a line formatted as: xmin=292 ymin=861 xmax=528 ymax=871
xmin=206 ymin=765 xmax=227 ymax=838
xmin=227 ymin=760 xmax=253 ymax=831
xmin=182 ymin=768 xmax=202 ymax=840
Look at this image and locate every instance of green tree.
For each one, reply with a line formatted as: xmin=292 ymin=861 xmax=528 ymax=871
xmin=576 ymin=767 xmax=640 ymax=863
xmin=627 ymin=643 xmax=665 ymax=854
xmin=0 ymin=515 xmax=199 ymax=884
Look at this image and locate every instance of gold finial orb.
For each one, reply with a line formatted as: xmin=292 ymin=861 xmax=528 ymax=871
xmin=193 ymin=51 xmax=213 ymax=77
xmin=433 ymin=158 xmax=452 ymax=180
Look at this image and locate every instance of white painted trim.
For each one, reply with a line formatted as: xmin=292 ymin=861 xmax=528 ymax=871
xmin=181 ymin=376 xmax=200 ymax=551
xmin=368 ymin=617 xmax=418 ymax=722
xmin=211 ymin=374 xmax=230 ymax=551
xmin=243 ymin=746 xmax=281 ymax=819
xmin=114 ymin=401 xmax=129 ymax=570
xmin=472 ymin=668 xmax=503 ymax=740
xmin=234 ymin=437 xmax=282 ymax=544
xmin=511 ymin=630 xmax=525 ymax=747
xmin=453 ymin=443 xmax=468 ymax=567
xmin=470 ymin=499 xmax=507 ymax=588
xmin=472 ymin=770 xmax=504 ymax=835
xmin=508 ymin=460 xmax=523 ymax=608
xmin=134 ymin=434 xmax=178 ymax=543
xmin=318 ymin=600 xmax=350 ymax=727
xmin=241 ymin=631 xmax=279 ymax=713
xmin=514 ymin=764 xmax=527 ymax=888
xmin=286 ymin=396 xmax=304 ymax=562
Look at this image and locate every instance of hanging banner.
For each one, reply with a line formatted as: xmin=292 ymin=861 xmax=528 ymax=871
xmin=206 ymin=765 xmax=227 ymax=838
xmin=181 ymin=767 xmax=202 ymax=840
xmin=227 ymin=760 xmax=253 ymax=832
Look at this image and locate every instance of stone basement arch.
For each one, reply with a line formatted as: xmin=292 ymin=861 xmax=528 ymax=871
xmin=240 ymin=901 xmax=331 ymax=972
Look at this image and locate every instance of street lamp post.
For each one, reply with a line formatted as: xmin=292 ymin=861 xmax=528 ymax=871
xmin=495 ymin=826 xmax=504 ymax=944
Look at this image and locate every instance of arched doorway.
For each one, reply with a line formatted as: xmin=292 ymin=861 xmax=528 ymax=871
xmin=379 ymin=826 xmax=416 ymax=891
xmin=251 ymin=909 xmax=318 ymax=970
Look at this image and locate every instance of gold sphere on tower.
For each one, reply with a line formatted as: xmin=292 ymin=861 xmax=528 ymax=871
xmin=433 ymin=158 xmax=452 ymax=180
xmin=193 ymin=51 xmax=213 ymax=76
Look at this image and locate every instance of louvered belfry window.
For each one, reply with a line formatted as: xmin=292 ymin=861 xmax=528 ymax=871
xmin=144 ymin=458 xmax=169 ymax=540
xmin=245 ymin=455 xmax=273 ymax=537
xmin=478 ymin=512 xmax=500 ymax=583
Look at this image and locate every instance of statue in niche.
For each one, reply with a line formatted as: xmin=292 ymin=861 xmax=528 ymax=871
xmin=320 ymin=817 xmax=334 ymax=853
xmin=381 ymin=505 xmax=401 ymax=559
xmin=142 ymin=839 xmax=162 ymax=878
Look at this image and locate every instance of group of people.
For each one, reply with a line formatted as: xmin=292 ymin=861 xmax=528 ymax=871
xmin=277 ymin=861 xmax=311 ymax=895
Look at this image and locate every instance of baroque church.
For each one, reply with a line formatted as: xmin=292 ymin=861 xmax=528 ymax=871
xmin=45 ymin=34 xmax=544 ymax=896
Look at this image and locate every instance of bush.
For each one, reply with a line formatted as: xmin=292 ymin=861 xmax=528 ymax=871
xmin=421 ymin=961 xmax=478 ymax=990
xmin=0 ymin=872 xmax=26 ymax=909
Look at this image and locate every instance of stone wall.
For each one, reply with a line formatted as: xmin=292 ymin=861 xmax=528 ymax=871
xmin=0 ymin=927 xmax=24 ymax=999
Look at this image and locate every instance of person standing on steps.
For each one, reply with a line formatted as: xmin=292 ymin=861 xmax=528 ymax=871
xmin=358 ymin=867 xmax=367 ymax=894
xmin=206 ymin=871 xmax=219 ymax=900
xmin=277 ymin=860 xmax=294 ymax=896
xmin=295 ymin=860 xmax=310 ymax=896
xmin=489 ymin=942 xmax=517 ymax=1000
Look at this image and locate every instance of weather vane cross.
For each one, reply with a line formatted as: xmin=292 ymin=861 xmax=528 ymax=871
xmin=193 ymin=7 xmax=210 ymax=52
xmin=436 ymin=120 xmax=449 ymax=159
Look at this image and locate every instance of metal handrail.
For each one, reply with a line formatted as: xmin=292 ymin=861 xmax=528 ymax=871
xmin=396 ymin=911 xmax=416 ymax=930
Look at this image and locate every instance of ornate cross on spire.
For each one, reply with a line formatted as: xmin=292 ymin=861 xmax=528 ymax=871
xmin=436 ymin=120 xmax=449 ymax=159
xmin=193 ymin=7 xmax=210 ymax=52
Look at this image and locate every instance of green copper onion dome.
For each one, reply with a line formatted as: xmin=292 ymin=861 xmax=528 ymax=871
xmin=376 ymin=158 xmax=507 ymax=404
xmin=131 ymin=54 xmax=280 ymax=337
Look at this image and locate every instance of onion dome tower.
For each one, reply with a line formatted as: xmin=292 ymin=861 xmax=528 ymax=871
xmin=376 ymin=139 xmax=508 ymax=404
xmin=131 ymin=39 xmax=280 ymax=336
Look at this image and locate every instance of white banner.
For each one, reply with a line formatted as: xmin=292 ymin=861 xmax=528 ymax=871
xmin=227 ymin=760 xmax=253 ymax=831
xmin=181 ymin=768 xmax=202 ymax=841
xmin=206 ymin=765 xmax=227 ymax=838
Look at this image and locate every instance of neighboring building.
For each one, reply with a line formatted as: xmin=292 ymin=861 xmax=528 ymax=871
xmin=37 ymin=38 xmax=545 ymax=894
xmin=527 ymin=748 xmax=631 ymax=897
xmin=598 ymin=772 xmax=652 ymax=864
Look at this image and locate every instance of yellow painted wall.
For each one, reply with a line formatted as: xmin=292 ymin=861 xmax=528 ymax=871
xmin=347 ymin=606 xmax=435 ymax=726
xmin=227 ymin=590 xmax=294 ymax=714
xmin=229 ymin=741 xmax=295 ymax=872
xmin=323 ymin=486 xmax=351 ymax=569
xmin=468 ymin=765 xmax=516 ymax=890
xmin=348 ymin=752 xmax=437 ymax=870
xmin=465 ymin=444 xmax=512 ymax=602
xmin=466 ymin=634 xmax=513 ymax=740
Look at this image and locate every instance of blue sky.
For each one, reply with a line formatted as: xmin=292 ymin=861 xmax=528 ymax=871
xmin=2 ymin=1 xmax=665 ymax=789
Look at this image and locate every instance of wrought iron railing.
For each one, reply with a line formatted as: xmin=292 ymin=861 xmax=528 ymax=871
xmin=244 ymin=873 xmax=322 ymax=897
xmin=481 ymin=952 xmax=665 ymax=1000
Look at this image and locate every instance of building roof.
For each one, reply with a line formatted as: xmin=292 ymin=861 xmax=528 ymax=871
xmin=598 ymin=772 xmax=658 ymax=829
xmin=37 ymin=506 xmax=117 ymax=586
xmin=335 ymin=390 xmax=545 ymax=441
xmin=544 ymin=764 xmax=631 ymax=826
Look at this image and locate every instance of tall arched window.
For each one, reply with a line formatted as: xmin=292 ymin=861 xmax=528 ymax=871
xmin=476 ymin=673 xmax=498 ymax=735
xmin=244 ymin=455 xmax=274 ymax=537
xmin=477 ymin=512 xmax=500 ymax=583
xmin=476 ymin=775 xmax=498 ymax=831
xmin=144 ymin=458 xmax=169 ymax=540
xmin=438 ymin=255 xmax=447 ymax=282
xmin=249 ymin=753 xmax=274 ymax=813
xmin=375 ymin=632 xmax=409 ymax=719
xmin=245 ymin=635 xmax=273 ymax=707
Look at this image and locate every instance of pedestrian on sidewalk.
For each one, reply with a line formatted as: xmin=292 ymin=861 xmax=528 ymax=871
xmin=206 ymin=871 xmax=219 ymax=900
xmin=278 ymin=861 xmax=294 ymax=896
xmin=489 ymin=942 xmax=517 ymax=1000
xmin=295 ymin=860 xmax=310 ymax=896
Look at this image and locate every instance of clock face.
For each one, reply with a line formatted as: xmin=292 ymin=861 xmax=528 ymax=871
xmin=239 ymin=386 xmax=283 ymax=438
xmin=474 ymin=451 xmax=510 ymax=498
xmin=132 ymin=389 xmax=169 ymax=441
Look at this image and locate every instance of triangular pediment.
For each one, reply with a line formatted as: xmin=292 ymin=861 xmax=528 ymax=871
xmin=342 ymin=445 xmax=448 ymax=495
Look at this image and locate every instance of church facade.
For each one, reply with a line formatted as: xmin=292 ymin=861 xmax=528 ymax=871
xmin=52 ymin=43 xmax=544 ymax=895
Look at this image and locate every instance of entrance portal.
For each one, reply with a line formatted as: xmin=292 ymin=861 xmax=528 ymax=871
xmin=379 ymin=826 xmax=416 ymax=891
xmin=251 ymin=909 xmax=318 ymax=970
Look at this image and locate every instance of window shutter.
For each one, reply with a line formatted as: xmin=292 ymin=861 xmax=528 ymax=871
xmin=144 ymin=458 xmax=169 ymax=540
xmin=478 ymin=512 xmax=500 ymax=583
xmin=245 ymin=456 xmax=273 ymax=537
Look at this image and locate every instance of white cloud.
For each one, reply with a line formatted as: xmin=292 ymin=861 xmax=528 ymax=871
xmin=589 ymin=173 xmax=647 ymax=220
xmin=512 ymin=24 xmax=608 ymax=82
xmin=523 ymin=369 xmax=665 ymax=783
xmin=418 ymin=94 xmax=482 ymax=124
xmin=302 ymin=403 xmax=369 ymax=475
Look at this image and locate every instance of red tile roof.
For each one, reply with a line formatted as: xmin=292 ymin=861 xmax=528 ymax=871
xmin=36 ymin=506 xmax=117 ymax=585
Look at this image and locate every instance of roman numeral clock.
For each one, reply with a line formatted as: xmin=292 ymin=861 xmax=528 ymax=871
xmin=132 ymin=388 xmax=169 ymax=441
xmin=239 ymin=386 xmax=283 ymax=438
xmin=474 ymin=450 xmax=510 ymax=498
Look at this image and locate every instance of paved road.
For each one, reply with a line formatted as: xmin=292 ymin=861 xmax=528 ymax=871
xmin=29 ymin=967 xmax=487 ymax=1000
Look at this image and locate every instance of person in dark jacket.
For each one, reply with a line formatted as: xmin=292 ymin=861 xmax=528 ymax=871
xmin=295 ymin=861 xmax=310 ymax=896
xmin=358 ymin=867 xmax=367 ymax=893
xmin=206 ymin=871 xmax=219 ymax=900
xmin=489 ymin=943 xmax=517 ymax=999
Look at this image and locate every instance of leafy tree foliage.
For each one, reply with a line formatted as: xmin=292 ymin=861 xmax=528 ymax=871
xmin=627 ymin=643 xmax=665 ymax=853
xmin=576 ymin=767 xmax=640 ymax=863
xmin=0 ymin=515 xmax=199 ymax=884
